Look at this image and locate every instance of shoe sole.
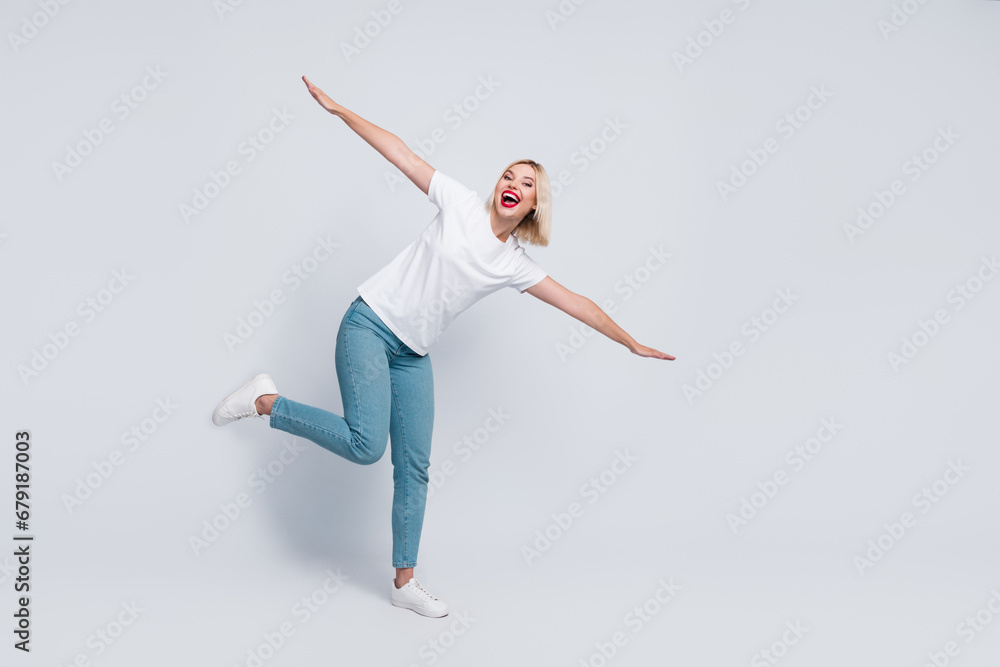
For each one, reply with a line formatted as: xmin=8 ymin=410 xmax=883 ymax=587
xmin=391 ymin=598 xmax=449 ymax=617
xmin=212 ymin=373 xmax=272 ymax=426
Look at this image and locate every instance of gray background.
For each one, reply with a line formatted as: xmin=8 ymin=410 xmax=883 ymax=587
xmin=3 ymin=0 xmax=999 ymax=665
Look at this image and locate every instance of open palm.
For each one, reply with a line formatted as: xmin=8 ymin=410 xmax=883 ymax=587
xmin=302 ymin=75 xmax=340 ymax=114
xmin=632 ymin=343 xmax=675 ymax=360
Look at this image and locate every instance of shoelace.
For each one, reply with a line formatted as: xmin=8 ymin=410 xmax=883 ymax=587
xmin=232 ymin=408 xmax=259 ymax=420
xmin=408 ymin=579 xmax=439 ymax=601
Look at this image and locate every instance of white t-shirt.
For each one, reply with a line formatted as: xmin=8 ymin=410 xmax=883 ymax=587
xmin=357 ymin=169 xmax=547 ymax=356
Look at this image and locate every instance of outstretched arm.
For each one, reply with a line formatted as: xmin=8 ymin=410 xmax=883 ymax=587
xmin=524 ymin=277 xmax=675 ymax=360
xmin=302 ymin=75 xmax=434 ymax=195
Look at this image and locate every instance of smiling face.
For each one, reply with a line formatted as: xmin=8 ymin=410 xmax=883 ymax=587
xmin=493 ymin=163 xmax=537 ymax=222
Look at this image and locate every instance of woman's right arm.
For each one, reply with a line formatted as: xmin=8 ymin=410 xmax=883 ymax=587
xmin=302 ymin=75 xmax=435 ymax=195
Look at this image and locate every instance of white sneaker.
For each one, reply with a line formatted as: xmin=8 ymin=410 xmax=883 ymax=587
xmin=391 ymin=576 xmax=449 ymax=617
xmin=211 ymin=373 xmax=278 ymax=426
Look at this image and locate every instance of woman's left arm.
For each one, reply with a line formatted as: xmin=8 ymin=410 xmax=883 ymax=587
xmin=524 ymin=277 xmax=675 ymax=360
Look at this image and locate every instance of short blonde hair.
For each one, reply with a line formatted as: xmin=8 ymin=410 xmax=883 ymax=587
xmin=483 ymin=159 xmax=552 ymax=247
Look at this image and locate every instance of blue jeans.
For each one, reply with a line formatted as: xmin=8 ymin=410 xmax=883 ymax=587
xmin=269 ymin=295 xmax=433 ymax=568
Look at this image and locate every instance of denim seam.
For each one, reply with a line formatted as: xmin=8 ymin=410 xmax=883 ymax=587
xmin=343 ymin=321 xmax=364 ymax=446
xmin=389 ymin=371 xmax=410 ymax=565
xmin=268 ymin=395 xmax=282 ymax=429
xmin=273 ymin=413 xmax=353 ymax=448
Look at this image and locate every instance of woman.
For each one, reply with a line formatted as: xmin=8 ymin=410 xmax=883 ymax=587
xmin=212 ymin=75 xmax=675 ymax=618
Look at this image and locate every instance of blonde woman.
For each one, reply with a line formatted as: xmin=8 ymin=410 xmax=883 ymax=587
xmin=211 ymin=75 xmax=674 ymax=618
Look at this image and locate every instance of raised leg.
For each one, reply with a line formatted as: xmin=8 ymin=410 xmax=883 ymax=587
xmin=267 ymin=299 xmax=393 ymax=466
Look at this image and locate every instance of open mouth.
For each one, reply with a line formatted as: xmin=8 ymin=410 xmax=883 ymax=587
xmin=500 ymin=190 xmax=520 ymax=208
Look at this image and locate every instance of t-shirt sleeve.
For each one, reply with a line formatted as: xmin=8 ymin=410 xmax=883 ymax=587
xmin=428 ymin=169 xmax=477 ymax=210
xmin=508 ymin=249 xmax=548 ymax=293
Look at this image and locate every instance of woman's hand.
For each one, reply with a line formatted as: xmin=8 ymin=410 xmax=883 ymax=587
xmin=298 ymin=75 xmax=434 ymax=194
xmin=302 ymin=75 xmax=343 ymax=115
xmin=630 ymin=343 xmax=675 ymax=360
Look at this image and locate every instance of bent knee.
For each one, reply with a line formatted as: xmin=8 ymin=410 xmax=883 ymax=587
xmin=353 ymin=436 xmax=388 ymax=465
xmin=355 ymin=449 xmax=384 ymax=466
